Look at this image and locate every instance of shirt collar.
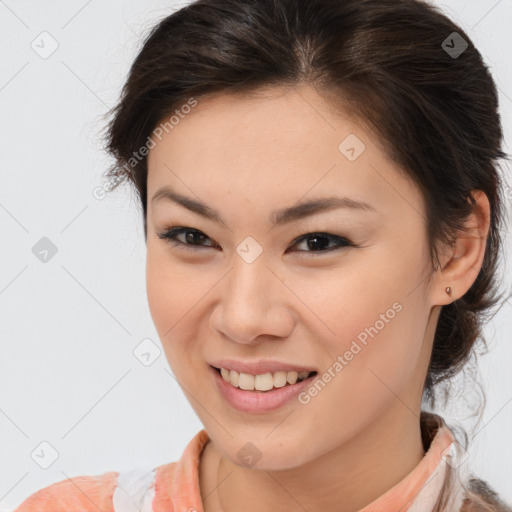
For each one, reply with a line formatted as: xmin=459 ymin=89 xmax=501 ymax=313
xmin=157 ymin=415 xmax=468 ymax=512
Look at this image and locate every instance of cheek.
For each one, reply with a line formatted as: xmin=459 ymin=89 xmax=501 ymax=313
xmin=145 ymin=246 xmax=215 ymax=377
xmin=145 ymin=248 xmax=196 ymax=356
xmin=294 ymin=262 xmax=400 ymax=348
xmin=146 ymin=246 xmax=197 ymax=331
xmin=302 ymin=291 xmax=418 ymax=439
xmin=307 ymin=254 xmax=424 ymax=393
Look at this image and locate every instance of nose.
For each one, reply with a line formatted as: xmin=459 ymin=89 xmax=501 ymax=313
xmin=210 ymin=254 xmax=295 ymax=345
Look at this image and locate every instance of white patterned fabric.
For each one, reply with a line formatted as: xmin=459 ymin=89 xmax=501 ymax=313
xmin=112 ymin=468 xmax=157 ymax=512
xmin=408 ymin=440 xmax=471 ymax=512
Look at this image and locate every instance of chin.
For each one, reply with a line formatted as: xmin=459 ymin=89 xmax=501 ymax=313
xmin=220 ymin=436 xmax=313 ymax=472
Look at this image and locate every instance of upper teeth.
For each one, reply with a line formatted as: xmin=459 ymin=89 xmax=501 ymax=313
xmin=219 ymin=368 xmax=312 ymax=391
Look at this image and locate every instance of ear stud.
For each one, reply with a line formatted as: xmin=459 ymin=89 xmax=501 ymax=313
xmin=446 ymin=287 xmax=452 ymax=295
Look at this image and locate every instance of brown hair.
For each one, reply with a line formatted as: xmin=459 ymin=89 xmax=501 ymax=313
xmin=100 ymin=0 xmax=510 ymax=508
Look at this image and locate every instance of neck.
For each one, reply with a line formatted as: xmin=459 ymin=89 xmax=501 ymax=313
xmin=200 ymin=406 xmax=426 ymax=512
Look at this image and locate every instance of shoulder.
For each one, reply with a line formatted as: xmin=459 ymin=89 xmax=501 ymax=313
xmin=14 ymin=430 xmax=209 ymax=512
xmin=13 ymin=471 xmax=119 ymax=512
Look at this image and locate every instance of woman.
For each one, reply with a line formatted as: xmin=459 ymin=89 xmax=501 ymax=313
xmin=14 ymin=0 xmax=511 ymax=510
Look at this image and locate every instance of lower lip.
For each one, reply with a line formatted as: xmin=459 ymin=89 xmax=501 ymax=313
xmin=210 ymin=365 xmax=316 ymax=414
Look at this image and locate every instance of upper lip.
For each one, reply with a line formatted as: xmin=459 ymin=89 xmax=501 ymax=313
xmin=210 ymin=359 xmax=317 ymax=375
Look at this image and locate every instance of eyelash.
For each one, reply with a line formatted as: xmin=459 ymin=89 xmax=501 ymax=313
xmin=156 ymin=226 xmax=354 ymax=255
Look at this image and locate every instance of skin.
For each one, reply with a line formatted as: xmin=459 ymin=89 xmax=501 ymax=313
xmin=145 ymin=84 xmax=490 ymax=512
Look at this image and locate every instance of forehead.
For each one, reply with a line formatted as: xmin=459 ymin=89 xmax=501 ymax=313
xmin=149 ymin=85 xmax=358 ymax=163
xmin=146 ymin=85 xmax=424 ymax=224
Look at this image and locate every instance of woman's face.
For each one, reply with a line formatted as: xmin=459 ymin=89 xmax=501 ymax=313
xmin=146 ymin=85 xmax=441 ymax=469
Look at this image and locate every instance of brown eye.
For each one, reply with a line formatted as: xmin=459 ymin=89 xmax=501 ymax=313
xmin=157 ymin=227 xmax=217 ymax=249
xmin=157 ymin=227 xmax=353 ymax=255
xmin=288 ymin=232 xmax=352 ymax=255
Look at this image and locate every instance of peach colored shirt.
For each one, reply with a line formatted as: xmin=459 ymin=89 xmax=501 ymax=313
xmin=14 ymin=424 xmax=468 ymax=512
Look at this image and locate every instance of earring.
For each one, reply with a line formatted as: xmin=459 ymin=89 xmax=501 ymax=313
xmin=446 ymin=286 xmax=452 ymax=296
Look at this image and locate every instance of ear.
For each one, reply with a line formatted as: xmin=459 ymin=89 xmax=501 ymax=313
xmin=431 ymin=190 xmax=491 ymax=306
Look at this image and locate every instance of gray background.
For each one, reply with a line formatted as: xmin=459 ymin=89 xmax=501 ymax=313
xmin=1 ymin=0 xmax=511 ymax=510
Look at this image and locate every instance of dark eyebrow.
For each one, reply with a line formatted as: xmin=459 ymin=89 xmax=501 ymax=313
xmin=151 ymin=186 xmax=377 ymax=227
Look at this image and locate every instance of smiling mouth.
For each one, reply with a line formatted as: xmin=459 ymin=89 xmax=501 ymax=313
xmin=213 ymin=366 xmax=318 ymax=392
